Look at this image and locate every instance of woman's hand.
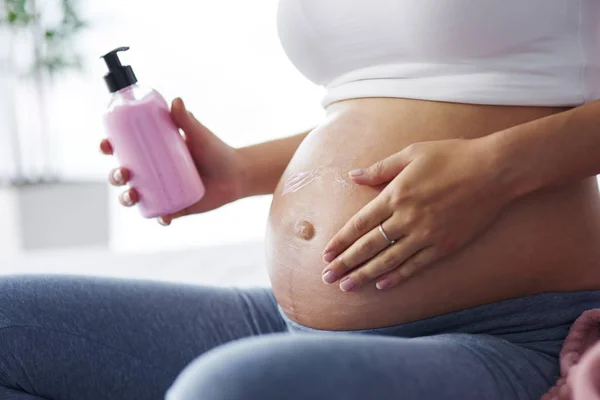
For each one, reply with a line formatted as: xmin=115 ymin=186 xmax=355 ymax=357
xmin=100 ymin=98 xmax=246 ymax=225
xmin=321 ymin=138 xmax=516 ymax=292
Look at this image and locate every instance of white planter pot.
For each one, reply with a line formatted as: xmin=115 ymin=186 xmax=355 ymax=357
xmin=0 ymin=187 xmax=22 ymax=257
xmin=0 ymin=181 xmax=109 ymax=255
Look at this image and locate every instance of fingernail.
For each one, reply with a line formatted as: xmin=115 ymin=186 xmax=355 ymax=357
xmin=113 ymin=169 xmax=123 ymax=184
xmin=122 ymin=191 xmax=132 ymax=205
xmin=323 ymin=251 xmax=337 ymax=263
xmin=348 ymin=169 xmax=365 ymax=177
xmin=376 ymin=279 xmax=391 ymax=290
xmin=340 ymin=276 xmax=356 ymax=292
xmin=158 ymin=217 xmax=170 ymax=226
xmin=322 ymin=270 xmax=337 ymax=284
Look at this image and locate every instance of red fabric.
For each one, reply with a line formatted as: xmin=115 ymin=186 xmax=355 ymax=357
xmin=542 ymin=310 xmax=600 ymax=400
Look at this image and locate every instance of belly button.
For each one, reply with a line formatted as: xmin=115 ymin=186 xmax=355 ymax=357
xmin=295 ymin=220 xmax=315 ymax=241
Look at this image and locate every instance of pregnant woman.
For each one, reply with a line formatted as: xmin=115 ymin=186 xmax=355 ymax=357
xmin=2 ymin=1 xmax=600 ymax=399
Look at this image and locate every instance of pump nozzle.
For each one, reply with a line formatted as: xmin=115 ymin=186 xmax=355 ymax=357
xmin=101 ymin=46 xmax=137 ymax=93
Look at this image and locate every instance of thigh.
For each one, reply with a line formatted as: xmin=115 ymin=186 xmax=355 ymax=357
xmin=0 ymin=388 xmax=47 ymax=400
xmin=0 ymin=275 xmax=284 ymax=400
xmin=167 ymin=332 xmax=558 ymax=400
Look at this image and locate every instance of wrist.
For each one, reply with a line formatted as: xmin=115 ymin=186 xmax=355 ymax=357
xmin=478 ymin=132 xmax=536 ymax=203
xmin=235 ymin=146 xmax=256 ymax=199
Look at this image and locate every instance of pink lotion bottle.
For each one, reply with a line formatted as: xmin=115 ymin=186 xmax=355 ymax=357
xmin=101 ymin=47 xmax=205 ymax=218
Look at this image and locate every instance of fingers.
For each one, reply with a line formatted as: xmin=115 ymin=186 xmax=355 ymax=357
xmin=116 ymin=192 xmax=185 ymax=225
xmin=119 ymin=189 xmax=139 ymax=207
xmin=170 ymin=98 xmax=197 ymax=136
xmin=108 ymin=168 xmax=130 ymax=187
xmin=100 ymin=139 xmax=113 ymax=155
xmin=349 ymin=151 xmax=411 ymax=186
xmin=170 ymin=97 xmax=210 ymax=151
xmin=116 ymin=190 xmax=187 ymax=225
xmin=157 ymin=207 xmax=192 ymax=226
xmin=327 ymin=236 xmax=423 ymax=292
xmin=170 ymin=97 xmax=188 ymax=128
xmin=322 ymin=222 xmax=397 ymax=284
xmin=103 ymin=141 xmax=132 ymax=194
xmin=158 ymin=216 xmax=171 ymax=226
xmin=322 ymin=199 xmax=392 ymax=263
xmin=375 ymin=247 xmax=440 ymax=290
xmin=108 ymin=164 xmax=138 ymax=207
xmin=171 ymin=97 xmax=198 ymax=143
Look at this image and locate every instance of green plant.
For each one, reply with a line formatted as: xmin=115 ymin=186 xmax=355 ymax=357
xmin=3 ymin=0 xmax=87 ymax=75
xmin=1 ymin=0 xmax=87 ymax=185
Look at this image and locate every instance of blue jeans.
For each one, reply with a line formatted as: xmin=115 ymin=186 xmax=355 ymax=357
xmin=0 ymin=275 xmax=598 ymax=400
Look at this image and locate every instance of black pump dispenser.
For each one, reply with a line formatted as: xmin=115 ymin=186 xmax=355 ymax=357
xmin=101 ymin=47 xmax=138 ymax=93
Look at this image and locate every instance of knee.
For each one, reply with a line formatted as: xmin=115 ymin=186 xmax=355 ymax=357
xmin=0 ymin=276 xmax=57 ymax=328
xmin=166 ymin=334 xmax=328 ymax=400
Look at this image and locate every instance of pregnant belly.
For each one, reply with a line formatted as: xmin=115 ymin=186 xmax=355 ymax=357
xmin=267 ymin=98 xmax=600 ymax=330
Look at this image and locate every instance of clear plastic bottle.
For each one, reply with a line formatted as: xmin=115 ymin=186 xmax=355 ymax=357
xmin=101 ymin=47 xmax=205 ymax=218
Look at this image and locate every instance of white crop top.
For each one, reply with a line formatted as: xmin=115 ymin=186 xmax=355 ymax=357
xmin=277 ymin=0 xmax=600 ymax=108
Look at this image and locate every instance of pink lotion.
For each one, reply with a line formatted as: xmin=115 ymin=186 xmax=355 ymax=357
xmin=101 ymin=47 xmax=205 ymax=218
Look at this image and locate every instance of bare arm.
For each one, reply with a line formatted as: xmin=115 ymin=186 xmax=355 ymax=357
xmin=237 ymin=130 xmax=311 ymax=197
xmin=101 ymin=96 xmax=311 ymax=222
xmin=485 ymin=100 xmax=600 ymax=199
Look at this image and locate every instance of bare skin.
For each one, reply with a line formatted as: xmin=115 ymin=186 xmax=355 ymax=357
xmin=267 ymin=98 xmax=600 ymax=330
xmin=102 ymin=97 xmax=600 ymax=331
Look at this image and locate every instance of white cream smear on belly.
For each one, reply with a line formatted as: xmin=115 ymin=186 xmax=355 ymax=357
xmin=282 ymin=169 xmax=323 ymax=195
xmin=282 ymin=167 xmax=354 ymax=195
xmin=334 ymin=171 xmax=353 ymax=190
xmin=277 ymin=160 xmax=368 ymax=317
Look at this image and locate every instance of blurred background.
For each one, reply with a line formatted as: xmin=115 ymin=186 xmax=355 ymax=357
xmin=0 ymin=0 xmax=324 ymax=285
